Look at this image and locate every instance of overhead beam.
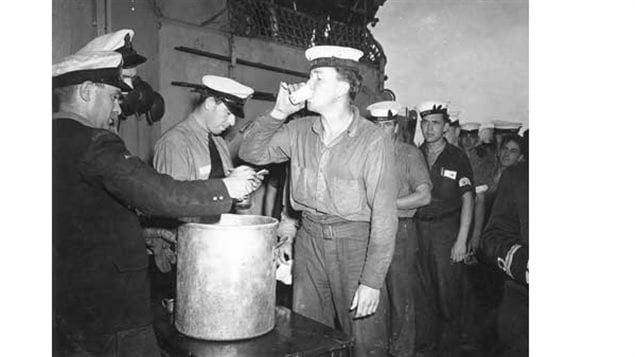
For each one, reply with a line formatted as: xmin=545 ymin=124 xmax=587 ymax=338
xmin=175 ymin=46 xmax=309 ymax=79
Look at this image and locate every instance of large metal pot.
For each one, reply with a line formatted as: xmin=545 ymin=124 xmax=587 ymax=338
xmin=175 ymin=214 xmax=279 ymax=340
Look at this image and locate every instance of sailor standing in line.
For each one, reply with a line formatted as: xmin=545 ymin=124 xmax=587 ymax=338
xmin=413 ymin=100 xmax=474 ymax=356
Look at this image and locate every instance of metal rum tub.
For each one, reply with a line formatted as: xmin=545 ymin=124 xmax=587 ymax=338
xmin=175 ymin=214 xmax=279 ymax=340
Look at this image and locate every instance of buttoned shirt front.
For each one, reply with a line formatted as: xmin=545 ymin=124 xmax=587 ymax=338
xmin=239 ymin=106 xmax=398 ymax=288
xmin=153 ymin=114 xmax=233 ymax=180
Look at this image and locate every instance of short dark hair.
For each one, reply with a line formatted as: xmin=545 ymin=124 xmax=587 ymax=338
xmin=193 ymin=94 xmax=223 ymax=110
xmin=334 ymin=67 xmax=363 ymax=101
xmin=500 ymin=134 xmax=526 ymax=157
xmin=53 ymin=85 xmax=79 ymax=112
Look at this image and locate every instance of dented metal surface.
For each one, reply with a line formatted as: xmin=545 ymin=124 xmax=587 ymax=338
xmin=175 ymin=214 xmax=279 ymax=341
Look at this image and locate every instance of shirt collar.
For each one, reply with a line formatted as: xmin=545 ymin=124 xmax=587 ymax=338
xmin=311 ymin=106 xmax=361 ymax=137
xmin=52 ymin=111 xmax=94 ymax=128
xmin=186 ymin=113 xmax=209 ymax=133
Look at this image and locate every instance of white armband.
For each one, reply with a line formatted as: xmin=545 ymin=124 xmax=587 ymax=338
xmin=475 ymin=184 xmax=489 ymax=194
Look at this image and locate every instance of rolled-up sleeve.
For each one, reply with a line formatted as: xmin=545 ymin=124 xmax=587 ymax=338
xmin=359 ymin=135 xmax=398 ymax=288
xmin=238 ymin=114 xmax=294 ymax=165
xmin=409 ymin=147 xmax=432 ymax=191
xmin=79 ymin=130 xmax=233 ymax=218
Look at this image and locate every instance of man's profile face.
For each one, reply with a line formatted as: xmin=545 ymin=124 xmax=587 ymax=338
xmin=88 ymin=82 xmax=122 ymax=130
xmin=460 ymin=132 xmax=480 ymax=150
xmin=307 ymin=67 xmax=346 ymax=112
xmin=205 ymin=99 xmax=236 ymax=135
xmin=421 ymin=113 xmax=448 ymax=144
xmin=444 ymin=125 xmax=460 ymax=146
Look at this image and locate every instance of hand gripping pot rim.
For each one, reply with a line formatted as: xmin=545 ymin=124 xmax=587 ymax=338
xmin=288 ymin=83 xmax=313 ymax=105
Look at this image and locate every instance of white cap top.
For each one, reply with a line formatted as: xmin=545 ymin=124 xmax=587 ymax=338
xmin=305 ymin=45 xmax=364 ymax=62
xmin=448 ymin=110 xmax=460 ymax=124
xmin=415 ymin=100 xmax=449 ymax=113
xmin=202 ymin=75 xmax=254 ymax=99
xmin=479 ymin=122 xmax=495 ymax=130
xmin=78 ymin=29 xmax=134 ymax=53
xmin=77 ymin=29 xmax=146 ymax=69
xmin=366 ymin=101 xmax=405 ymax=118
xmin=460 ymin=122 xmax=481 ymax=132
xmin=52 ymin=51 xmax=131 ymax=91
xmin=52 ymin=51 xmax=123 ymax=77
xmin=493 ymin=120 xmax=523 ymax=131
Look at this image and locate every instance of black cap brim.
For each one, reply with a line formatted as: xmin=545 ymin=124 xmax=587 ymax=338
xmin=222 ymin=98 xmax=245 ymax=118
xmin=103 ymin=77 xmax=133 ymax=92
xmin=123 ymin=53 xmax=147 ymax=68
xmin=53 ymin=68 xmax=132 ymax=92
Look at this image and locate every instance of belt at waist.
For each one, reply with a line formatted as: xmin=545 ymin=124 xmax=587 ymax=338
xmin=302 ymin=212 xmax=354 ymax=225
xmin=301 ymin=213 xmax=370 ymax=240
xmin=398 ymin=217 xmax=414 ymax=221
xmin=415 ymin=208 xmax=461 ymax=221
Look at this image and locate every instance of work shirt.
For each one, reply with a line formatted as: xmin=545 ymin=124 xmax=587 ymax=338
xmin=467 ymin=143 xmax=498 ymax=195
xmin=416 ymin=140 xmax=474 ymax=218
xmin=395 ymin=141 xmax=433 ymax=218
xmin=239 ymin=107 xmax=398 ymax=288
xmin=153 ymin=114 xmax=233 ymax=180
xmin=53 ymin=112 xmax=232 ymax=335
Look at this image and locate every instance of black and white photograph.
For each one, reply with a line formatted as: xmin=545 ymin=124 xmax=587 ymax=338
xmin=2 ymin=0 xmax=635 ymax=356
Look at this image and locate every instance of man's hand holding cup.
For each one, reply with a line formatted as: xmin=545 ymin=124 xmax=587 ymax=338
xmin=270 ymin=81 xmax=312 ymax=120
xmin=222 ymin=165 xmax=262 ymax=199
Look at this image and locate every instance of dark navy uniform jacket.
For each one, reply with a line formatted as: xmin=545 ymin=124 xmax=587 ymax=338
xmin=53 ymin=112 xmax=232 ymax=335
xmin=416 ymin=141 xmax=474 ymax=218
xmin=481 ymin=162 xmax=528 ymax=285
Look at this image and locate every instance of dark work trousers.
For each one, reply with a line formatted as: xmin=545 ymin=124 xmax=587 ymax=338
xmin=496 ymin=281 xmax=528 ymax=357
xmin=414 ymin=213 xmax=465 ymax=356
xmin=60 ymin=324 xmax=161 ymax=357
xmin=460 ymin=255 xmax=506 ymax=352
xmin=385 ymin=218 xmax=417 ymax=357
xmin=293 ymin=216 xmax=390 ymax=356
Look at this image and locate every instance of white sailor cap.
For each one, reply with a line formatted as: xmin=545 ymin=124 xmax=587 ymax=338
xmin=197 ymin=75 xmax=254 ymax=118
xmin=305 ymin=45 xmax=363 ymax=73
xmin=52 ymin=51 xmax=132 ymax=92
xmin=493 ymin=120 xmax=523 ymax=133
xmin=415 ymin=100 xmax=449 ymax=118
xmin=448 ymin=111 xmax=461 ymax=126
xmin=460 ymin=122 xmax=481 ymax=132
xmin=366 ymin=101 xmax=405 ymax=121
xmin=479 ymin=121 xmax=495 ymax=131
xmin=77 ymin=29 xmax=146 ymax=69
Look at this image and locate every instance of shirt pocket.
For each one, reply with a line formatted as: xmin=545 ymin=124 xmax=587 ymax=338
xmin=437 ymin=176 xmax=459 ymax=201
xmin=331 ymin=176 xmax=363 ymax=216
xmin=291 ymin=163 xmax=314 ymax=207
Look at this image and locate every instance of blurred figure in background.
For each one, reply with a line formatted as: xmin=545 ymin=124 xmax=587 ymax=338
xmin=480 ymin=160 xmax=529 ymax=357
xmin=492 ymin=120 xmax=522 ymax=149
xmin=444 ymin=111 xmax=461 ymax=147
xmin=459 ymin=122 xmax=481 ymax=153
xmin=461 ymin=133 xmax=526 ymax=353
xmin=367 ymin=100 xmax=432 ymax=357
